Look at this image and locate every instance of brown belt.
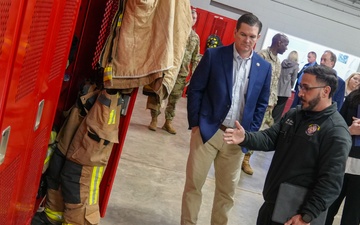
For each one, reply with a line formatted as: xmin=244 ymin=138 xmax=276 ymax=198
xmin=219 ymin=124 xmax=229 ymax=132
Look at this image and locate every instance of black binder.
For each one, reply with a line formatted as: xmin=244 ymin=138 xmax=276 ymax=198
xmin=272 ymin=183 xmax=327 ymax=225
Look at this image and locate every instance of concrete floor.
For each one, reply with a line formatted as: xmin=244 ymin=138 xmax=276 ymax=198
xmin=100 ymin=88 xmax=342 ymax=225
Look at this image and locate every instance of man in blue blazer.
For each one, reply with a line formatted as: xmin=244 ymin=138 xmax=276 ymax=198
xmin=181 ymin=13 xmax=272 ymax=225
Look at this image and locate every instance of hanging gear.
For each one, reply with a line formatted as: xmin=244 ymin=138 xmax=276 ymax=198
xmin=206 ymin=34 xmax=223 ymax=49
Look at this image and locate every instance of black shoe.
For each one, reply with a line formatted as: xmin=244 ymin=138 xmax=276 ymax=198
xmin=31 ymin=212 xmax=57 ymax=225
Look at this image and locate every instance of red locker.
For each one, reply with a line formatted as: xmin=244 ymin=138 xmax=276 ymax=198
xmin=0 ymin=0 xmax=81 ymax=224
xmin=195 ymin=10 xmax=237 ymax=54
xmin=1 ymin=0 xmax=157 ymax=224
xmin=182 ymin=8 xmax=237 ymax=96
xmin=0 ymin=1 xmax=26 ymax=224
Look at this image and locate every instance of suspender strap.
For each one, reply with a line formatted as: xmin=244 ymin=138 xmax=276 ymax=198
xmin=87 ymin=131 xmax=110 ymax=145
xmin=97 ymin=93 xmax=123 ymax=107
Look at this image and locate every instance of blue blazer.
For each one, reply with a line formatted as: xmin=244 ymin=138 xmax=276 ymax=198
xmin=187 ymin=44 xmax=272 ymax=144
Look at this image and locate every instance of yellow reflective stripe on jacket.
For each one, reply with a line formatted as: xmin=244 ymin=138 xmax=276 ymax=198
xmin=103 ymin=66 xmax=112 ymax=82
xmin=117 ymin=14 xmax=123 ymax=27
xmin=116 ymin=0 xmax=125 ymax=27
xmin=44 ymin=207 xmax=63 ymax=222
xmin=89 ymin=166 xmax=104 ymax=205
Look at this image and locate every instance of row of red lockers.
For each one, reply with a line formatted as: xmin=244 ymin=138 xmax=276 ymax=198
xmin=192 ymin=7 xmax=237 ymax=54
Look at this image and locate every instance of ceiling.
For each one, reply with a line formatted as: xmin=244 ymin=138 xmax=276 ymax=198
xmin=311 ymin=0 xmax=360 ymax=17
xmin=333 ymin=0 xmax=360 ymax=7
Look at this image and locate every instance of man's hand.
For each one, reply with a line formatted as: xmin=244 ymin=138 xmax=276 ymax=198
xmin=191 ymin=126 xmax=199 ymax=133
xmin=223 ymin=121 xmax=245 ymax=144
xmin=349 ymin=117 xmax=360 ymax=135
xmin=284 ymin=214 xmax=310 ymax=225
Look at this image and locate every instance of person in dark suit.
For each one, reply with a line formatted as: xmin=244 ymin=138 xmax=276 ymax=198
xmin=319 ymin=50 xmax=345 ymax=110
xmin=181 ymin=13 xmax=272 ymax=225
xmin=290 ymin=51 xmax=318 ymax=108
xmin=297 ymin=51 xmax=318 ymax=84
xmin=292 ymin=50 xmax=345 ymax=111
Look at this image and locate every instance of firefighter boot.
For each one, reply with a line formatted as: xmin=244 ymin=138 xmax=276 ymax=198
xmin=162 ymin=119 xmax=176 ymax=134
xmin=31 ymin=211 xmax=61 ymax=225
xmin=241 ymin=153 xmax=253 ymax=175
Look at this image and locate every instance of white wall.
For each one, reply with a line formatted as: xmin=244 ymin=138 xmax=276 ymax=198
xmin=190 ymin=0 xmax=360 ymax=71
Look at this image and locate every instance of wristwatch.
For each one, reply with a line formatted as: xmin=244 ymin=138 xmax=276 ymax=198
xmin=301 ymin=213 xmax=312 ymax=223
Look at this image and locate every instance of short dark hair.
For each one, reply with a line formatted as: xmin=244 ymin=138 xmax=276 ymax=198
xmin=309 ymin=51 xmax=317 ymax=59
xmin=303 ymin=65 xmax=338 ymax=98
xmin=236 ymin=13 xmax=262 ymax=34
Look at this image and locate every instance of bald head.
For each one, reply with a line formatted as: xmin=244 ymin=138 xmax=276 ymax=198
xmin=271 ymin=33 xmax=289 ymax=55
xmin=271 ymin=33 xmax=287 ymax=45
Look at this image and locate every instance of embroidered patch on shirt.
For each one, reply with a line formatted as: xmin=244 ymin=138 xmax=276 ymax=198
xmin=306 ymin=124 xmax=320 ymax=136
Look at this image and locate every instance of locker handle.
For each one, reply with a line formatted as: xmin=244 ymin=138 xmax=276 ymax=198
xmin=0 ymin=126 xmax=11 ymax=165
xmin=34 ymin=99 xmax=45 ymax=131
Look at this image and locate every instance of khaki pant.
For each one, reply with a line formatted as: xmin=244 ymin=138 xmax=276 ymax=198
xmin=181 ymin=128 xmax=244 ymax=225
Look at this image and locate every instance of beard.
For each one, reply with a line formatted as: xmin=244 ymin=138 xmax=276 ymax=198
xmin=301 ymin=93 xmax=321 ymax=111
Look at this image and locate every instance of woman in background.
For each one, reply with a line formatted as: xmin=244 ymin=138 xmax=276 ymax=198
xmin=272 ymin=50 xmax=299 ymax=123
xmin=325 ymin=86 xmax=360 ymax=225
xmin=345 ymin=72 xmax=360 ymax=96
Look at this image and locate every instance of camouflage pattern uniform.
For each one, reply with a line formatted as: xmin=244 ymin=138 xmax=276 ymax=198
xmin=257 ymin=47 xmax=281 ymax=129
xmin=148 ymin=29 xmax=201 ymax=119
xmin=246 ymin=48 xmax=281 ymax=156
xmin=165 ymin=30 xmax=201 ymax=120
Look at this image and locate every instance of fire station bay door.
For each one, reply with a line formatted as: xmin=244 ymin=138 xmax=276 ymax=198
xmin=0 ymin=0 xmax=81 ymax=224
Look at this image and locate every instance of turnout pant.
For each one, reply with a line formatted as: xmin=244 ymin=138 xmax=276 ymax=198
xmin=44 ymin=89 xmax=122 ymax=225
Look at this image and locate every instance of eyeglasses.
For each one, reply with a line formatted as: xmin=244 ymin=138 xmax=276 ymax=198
xmin=298 ymin=84 xmax=326 ymax=92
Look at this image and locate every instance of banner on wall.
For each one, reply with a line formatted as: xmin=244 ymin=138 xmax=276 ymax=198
xmin=261 ymin=28 xmax=360 ymax=81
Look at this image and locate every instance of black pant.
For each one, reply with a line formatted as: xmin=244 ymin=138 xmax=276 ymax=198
xmin=257 ymin=202 xmax=283 ymax=225
xmin=325 ymin=173 xmax=360 ymax=225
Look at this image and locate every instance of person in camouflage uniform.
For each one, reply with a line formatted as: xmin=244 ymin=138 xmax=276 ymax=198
xmin=147 ymin=9 xmax=201 ymax=134
xmin=242 ymin=33 xmax=289 ymax=175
